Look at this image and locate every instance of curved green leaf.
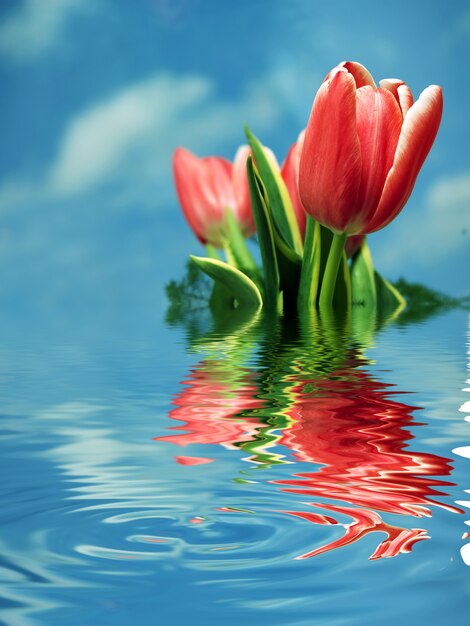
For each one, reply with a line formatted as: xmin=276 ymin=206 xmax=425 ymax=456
xmin=190 ymin=255 xmax=262 ymax=310
xmin=351 ymin=240 xmax=377 ymax=308
xmin=223 ymin=208 xmax=261 ymax=286
xmin=246 ymin=157 xmax=280 ymax=313
xmin=375 ymin=270 xmax=406 ymax=319
xmin=245 ymin=125 xmax=303 ymax=256
xmin=333 ymin=250 xmax=352 ymax=309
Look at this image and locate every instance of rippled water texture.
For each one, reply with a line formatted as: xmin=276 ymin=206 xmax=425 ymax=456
xmin=1 ymin=308 xmax=469 ymax=625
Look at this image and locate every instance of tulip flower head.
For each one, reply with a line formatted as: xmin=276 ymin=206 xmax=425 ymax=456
xmin=173 ymin=146 xmax=255 ymax=248
xmin=299 ymin=61 xmax=443 ymax=235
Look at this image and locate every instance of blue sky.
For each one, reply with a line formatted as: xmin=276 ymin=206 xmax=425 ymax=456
xmin=0 ymin=0 xmax=469 ymax=328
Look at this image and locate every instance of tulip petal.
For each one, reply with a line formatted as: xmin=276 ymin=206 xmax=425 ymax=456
xmin=379 ymin=79 xmax=414 ymax=116
xmin=366 ymin=85 xmax=443 ymax=233
xmin=340 ymin=61 xmax=377 ymax=88
xmin=173 ymin=148 xmax=234 ymax=246
xmin=173 ymin=148 xmax=216 ymax=244
xmin=203 ymin=156 xmax=235 ymax=214
xmin=397 ymin=84 xmax=414 ymax=117
xmin=356 ymin=86 xmax=403 ymax=224
xmin=232 ymin=145 xmax=255 ymax=236
xmin=281 ymin=142 xmax=306 ymax=237
xmin=299 ymin=69 xmax=362 ymax=234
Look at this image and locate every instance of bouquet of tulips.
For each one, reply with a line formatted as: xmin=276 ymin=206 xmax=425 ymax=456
xmin=172 ymin=61 xmax=442 ymax=318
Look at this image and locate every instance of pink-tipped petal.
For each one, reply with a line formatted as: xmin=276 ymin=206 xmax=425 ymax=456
xmin=355 ymin=86 xmax=403 ymax=228
xmin=340 ymin=61 xmax=376 ymax=88
xmin=203 ymin=156 xmax=235 ymax=212
xmin=173 ymin=147 xmax=211 ymax=244
xmin=365 ymin=85 xmax=443 ymax=233
xmin=172 ymin=148 xmax=234 ymax=246
xmin=379 ymin=78 xmax=403 ymax=93
xmin=232 ymin=145 xmax=255 ymax=235
xmin=397 ymin=84 xmax=414 ymax=117
xmin=380 ymin=79 xmax=414 ymax=116
xmin=281 ymin=142 xmax=306 ymax=237
xmin=197 ymin=156 xmax=235 ymax=245
xmin=299 ymin=70 xmax=362 ymax=233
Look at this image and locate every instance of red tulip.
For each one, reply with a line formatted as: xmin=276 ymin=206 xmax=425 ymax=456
xmin=299 ymin=61 xmax=443 ymax=235
xmin=173 ymin=146 xmax=255 ymax=247
xmin=281 ymin=133 xmax=307 ymax=238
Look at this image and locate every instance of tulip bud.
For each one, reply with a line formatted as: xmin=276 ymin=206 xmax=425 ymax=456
xmin=173 ymin=147 xmax=256 ymax=248
xmin=299 ymin=61 xmax=443 ymax=235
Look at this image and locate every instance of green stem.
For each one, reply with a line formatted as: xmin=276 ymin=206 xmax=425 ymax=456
xmin=205 ymin=244 xmax=220 ymax=260
xmin=333 ymin=251 xmax=352 ymax=310
xmin=297 ymin=216 xmax=321 ymax=313
xmin=224 ymin=208 xmax=258 ymax=275
xmin=319 ymin=232 xmax=347 ymax=311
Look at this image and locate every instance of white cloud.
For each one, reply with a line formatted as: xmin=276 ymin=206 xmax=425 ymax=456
xmin=0 ymin=0 xmax=92 ymax=61
xmin=428 ymin=173 xmax=470 ymax=217
xmin=46 ymin=71 xmax=280 ymax=198
xmin=48 ymin=73 xmax=213 ymax=195
xmin=0 ymin=70 xmax=281 ymax=210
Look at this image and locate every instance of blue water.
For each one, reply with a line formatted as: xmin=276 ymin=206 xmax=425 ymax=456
xmin=0 ymin=307 xmax=469 ymax=626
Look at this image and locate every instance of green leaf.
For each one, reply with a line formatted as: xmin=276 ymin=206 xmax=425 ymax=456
xmin=246 ymin=156 xmax=280 ymax=313
xmin=333 ymin=250 xmax=352 ymax=309
xmin=245 ymin=125 xmax=303 ymax=256
xmin=317 ymin=224 xmax=333 ymax=287
xmin=375 ymin=270 xmax=406 ymax=317
xmin=298 ymin=216 xmax=321 ymax=312
xmin=271 ymin=224 xmax=302 ymax=312
xmin=190 ymin=255 xmax=262 ymax=310
xmin=223 ymin=208 xmax=261 ymax=285
xmin=350 ymin=240 xmax=377 ymax=309
xmin=390 ymin=278 xmax=468 ymax=325
xmin=205 ymin=244 xmax=221 ymax=260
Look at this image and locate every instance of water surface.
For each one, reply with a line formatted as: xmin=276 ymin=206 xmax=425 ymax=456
xmin=0 ymin=307 xmax=469 ymax=626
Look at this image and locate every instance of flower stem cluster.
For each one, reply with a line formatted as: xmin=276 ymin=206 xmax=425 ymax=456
xmin=172 ymin=61 xmax=442 ymax=319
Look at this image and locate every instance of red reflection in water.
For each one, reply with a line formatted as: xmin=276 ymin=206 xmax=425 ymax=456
xmin=155 ymin=361 xmax=263 ymax=448
xmin=285 ymin=506 xmax=430 ymax=560
xmin=275 ymin=368 xmax=463 ymax=559
xmin=157 ymin=357 xmax=462 ymax=560
xmin=175 ymin=455 xmax=214 ymax=465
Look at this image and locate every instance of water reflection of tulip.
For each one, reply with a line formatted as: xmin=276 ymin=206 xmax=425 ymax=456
xmin=276 ymin=368 xmax=463 ymax=559
xmin=172 ymin=146 xmax=255 ymax=248
xmin=156 ymin=361 xmax=263 ymax=449
xmin=161 ymin=315 xmax=462 ymax=561
xmin=299 ymin=61 xmax=443 ymax=235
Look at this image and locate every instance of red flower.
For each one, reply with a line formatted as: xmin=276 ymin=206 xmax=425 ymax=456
xmin=172 ymin=146 xmax=255 ymax=247
xmin=299 ymin=61 xmax=443 ymax=235
xmin=281 ymin=134 xmax=307 ymax=237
